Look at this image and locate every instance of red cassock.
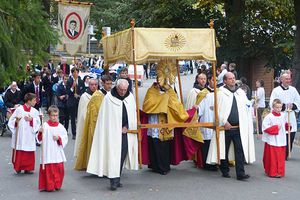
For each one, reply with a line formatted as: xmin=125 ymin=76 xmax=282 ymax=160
xmin=263 ymin=143 xmax=285 ymax=177
xmin=39 ymin=163 xmax=64 ymax=191
xmin=12 ymin=150 xmax=35 ymax=172
xmin=37 ymin=121 xmax=67 ymax=191
xmin=263 ymin=124 xmax=286 ymax=177
xmin=11 ymin=104 xmax=36 ymax=172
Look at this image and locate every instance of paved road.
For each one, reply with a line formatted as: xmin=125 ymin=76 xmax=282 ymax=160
xmin=1 ymin=74 xmax=300 ymax=200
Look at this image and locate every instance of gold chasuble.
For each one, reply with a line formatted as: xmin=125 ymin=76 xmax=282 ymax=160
xmin=75 ymin=90 xmax=104 ymax=170
xmin=143 ymin=83 xmax=189 ymax=141
xmin=183 ymin=88 xmax=209 ymax=143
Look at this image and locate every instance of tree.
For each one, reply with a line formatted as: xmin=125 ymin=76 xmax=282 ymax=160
xmin=0 ymin=0 xmax=58 ymax=88
xmin=222 ymin=0 xmax=246 ymax=75
xmin=89 ymin=1 xmax=295 ymax=74
xmin=89 ymin=0 xmax=223 ymax=39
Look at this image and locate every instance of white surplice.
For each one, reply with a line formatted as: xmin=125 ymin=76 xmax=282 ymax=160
xmin=269 ymin=85 xmax=300 ymax=132
xmin=36 ymin=122 xmax=68 ymax=164
xmin=87 ymin=92 xmax=138 ymax=178
xmin=8 ymin=105 xmax=40 ymax=151
xmin=185 ymin=88 xmax=200 ymax=109
xmin=207 ymin=87 xmax=256 ymax=164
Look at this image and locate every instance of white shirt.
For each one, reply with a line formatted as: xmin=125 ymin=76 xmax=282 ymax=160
xmin=217 ymin=69 xmax=228 ymax=85
xmin=198 ymin=92 xmax=214 ymax=140
xmin=147 ymin=114 xmax=160 ymax=138
xmin=256 ymin=87 xmax=265 ymax=108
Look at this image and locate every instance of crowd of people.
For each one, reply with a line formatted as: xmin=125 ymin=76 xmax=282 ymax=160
xmin=2 ymin=58 xmax=300 ymax=192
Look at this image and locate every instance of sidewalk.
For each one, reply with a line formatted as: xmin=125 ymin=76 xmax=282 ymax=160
xmin=295 ymin=130 xmax=300 ymax=146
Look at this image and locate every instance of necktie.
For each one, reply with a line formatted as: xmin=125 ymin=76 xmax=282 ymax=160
xmin=35 ymin=86 xmax=40 ymax=104
xmin=63 ymin=64 xmax=66 ymax=75
xmin=74 ymin=79 xmax=77 ymax=94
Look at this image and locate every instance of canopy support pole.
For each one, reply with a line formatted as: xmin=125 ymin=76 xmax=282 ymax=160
xmin=131 ymin=19 xmax=142 ymax=168
xmin=210 ymin=19 xmax=220 ymax=164
xmin=176 ymin=59 xmax=184 ymax=103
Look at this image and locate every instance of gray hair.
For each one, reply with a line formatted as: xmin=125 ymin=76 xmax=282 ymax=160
xmin=280 ymin=70 xmax=291 ymax=78
xmin=89 ymin=78 xmax=99 ymax=85
xmin=116 ymin=79 xmax=129 ymax=88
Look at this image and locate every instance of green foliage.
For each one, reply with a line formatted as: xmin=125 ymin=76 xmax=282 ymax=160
xmin=0 ymin=0 xmax=296 ymax=88
xmin=89 ymin=0 xmax=224 ymax=39
xmin=0 ymin=0 xmax=58 ymax=88
xmin=87 ymin=0 xmax=295 ymax=69
xmin=244 ymin=0 xmax=295 ymax=69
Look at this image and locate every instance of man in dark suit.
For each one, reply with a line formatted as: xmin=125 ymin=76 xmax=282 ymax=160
xmin=59 ymin=58 xmax=70 ymax=76
xmin=22 ymin=72 xmax=43 ymax=110
xmin=42 ymin=70 xmax=54 ymax=109
xmin=68 ymin=20 xmax=79 ymax=38
xmin=56 ymin=75 xmax=70 ymax=131
xmin=66 ymin=67 xmax=84 ymax=139
xmin=47 ymin=59 xmax=55 ymax=73
xmin=52 ymin=69 xmax=63 ymax=84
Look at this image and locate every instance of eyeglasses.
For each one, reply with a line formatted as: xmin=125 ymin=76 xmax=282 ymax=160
xmin=50 ymin=114 xmax=59 ymax=117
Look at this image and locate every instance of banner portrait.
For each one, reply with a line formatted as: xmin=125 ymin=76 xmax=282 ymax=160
xmin=57 ymin=2 xmax=91 ymax=56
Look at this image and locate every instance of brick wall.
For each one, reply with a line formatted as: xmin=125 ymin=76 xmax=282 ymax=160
xmin=249 ymin=59 xmax=274 ymax=98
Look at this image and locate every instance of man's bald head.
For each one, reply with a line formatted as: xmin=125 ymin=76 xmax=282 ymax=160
xmin=196 ymin=73 xmax=207 ymax=88
xmin=223 ymin=72 xmax=236 ymax=87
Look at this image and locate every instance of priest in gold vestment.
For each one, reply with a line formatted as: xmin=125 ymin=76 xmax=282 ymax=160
xmin=142 ymin=60 xmax=189 ymax=175
xmin=143 ymin=82 xmax=189 ymax=174
xmin=74 ymin=75 xmax=113 ymax=170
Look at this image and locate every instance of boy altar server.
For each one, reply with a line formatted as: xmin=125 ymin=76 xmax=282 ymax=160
xmin=262 ymin=99 xmax=288 ymax=178
xmin=37 ymin=105 xmax=68 ymax=191
xmin=8 ymin=93 xmax=40 ymax=174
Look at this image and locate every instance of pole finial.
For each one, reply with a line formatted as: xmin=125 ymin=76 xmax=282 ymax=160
xmin=209 ymin=19 xmax=214 ymax=29
xmin=130 ymin=19 xmax=136 ymax=28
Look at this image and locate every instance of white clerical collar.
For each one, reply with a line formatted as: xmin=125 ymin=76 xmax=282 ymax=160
xmin=207 ymin=86 xmax=214 ymax=92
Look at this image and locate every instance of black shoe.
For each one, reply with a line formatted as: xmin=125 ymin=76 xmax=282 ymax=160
xmin=222 ymin=173 xmax=231 ymax=178
xmin=72 ymin=135 xmax=76 ymax=140
xmin=110 ymin=184 xmax=117 ymax=191
xmin=160 ymin=171 xmax=169 ymax=175
xmin=204 ymin=165 xmax=218 ymax=171
xmin=117 ymin=183 xmax=123 ymax=188
xmin=24 ymin=170 xmax=34 ymax=174
xmin=237 ymin=174 xmax=250 ymax=181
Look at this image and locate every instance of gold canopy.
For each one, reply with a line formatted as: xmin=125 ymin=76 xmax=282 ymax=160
xmin=101 ymin=28 xmax=217 ymax=65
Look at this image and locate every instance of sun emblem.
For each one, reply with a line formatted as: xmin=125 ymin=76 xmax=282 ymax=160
xmin=164 ymin=32 xmax=186 ymax=52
